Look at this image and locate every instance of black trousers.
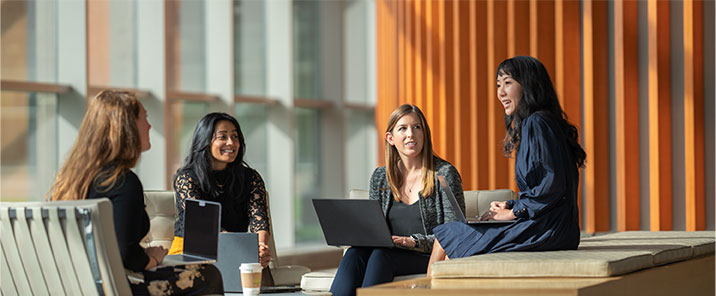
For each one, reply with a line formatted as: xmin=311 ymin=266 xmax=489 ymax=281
xmin=329 ymin=247 xmax=429 ymax=296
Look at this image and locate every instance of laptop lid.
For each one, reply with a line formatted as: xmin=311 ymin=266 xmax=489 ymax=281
xmin=214 ymin=232 xmax=259 ymax=293
xmin=313 ymin=199 xmax=394 ymax=248
xmin=183 ymin=199 xmax=221 ymax=259
xmin=438 ymin=176 xmax=467 ymax=223
xmin=438 ymin=176 xmax=516 ymax=225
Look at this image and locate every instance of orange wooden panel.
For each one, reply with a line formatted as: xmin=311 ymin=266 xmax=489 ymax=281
xmin=437 ymin=0 xmax=447 ymax=157
xmin=614 ymin=0 xmax=641 ymax=231
xmin=583 ymin=0 xmax=610 ymax=233
xmin=648 ymin=0 xmax=673 ymax=231
xmin=534 ymin=0 xmax=556 ymax=80
xmin=450 ymin=0 xmax=462 ymax=168
xmin=455 ymin=0 xmax=472 ymax=190
xmin=405 ymin=0 xmax=414 ymax=106
xmin=488 ymin=1 xmax=510 ymax=190
xmin=470 ymin=1 xmax=489 ymax=190
xmin=424 ymin=0 xmax=433 ymax=129
xmin=439 ymin=0 xmax=456 ymax=161
xmin=414 ymin=0 xmax=423 ymax=109
xmin=560 ymin=0 xmax=583 ymax=229
xmin=683 ymin=0 xmax=706 ymax=231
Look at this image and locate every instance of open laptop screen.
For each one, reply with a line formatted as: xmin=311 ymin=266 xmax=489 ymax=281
xmin=183 ymin=199 xmax=221 ymax=259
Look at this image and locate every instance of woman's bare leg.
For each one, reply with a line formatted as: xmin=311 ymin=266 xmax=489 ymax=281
xmin=426 ymin=239 xmax=447 ymax=278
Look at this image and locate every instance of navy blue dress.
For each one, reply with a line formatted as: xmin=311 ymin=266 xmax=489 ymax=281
xmin=434 ymin=112 xmax=580 ymax=258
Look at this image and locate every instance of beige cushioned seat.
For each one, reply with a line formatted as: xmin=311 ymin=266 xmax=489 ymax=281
xmin=430 ymin=230 xmax=715 ymax=278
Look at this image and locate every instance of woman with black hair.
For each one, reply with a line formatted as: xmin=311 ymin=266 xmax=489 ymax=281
xmin=169 ymin=112 xmax=271 ymax=268
xmin=427 ymin=56 xmax=587 ymax=274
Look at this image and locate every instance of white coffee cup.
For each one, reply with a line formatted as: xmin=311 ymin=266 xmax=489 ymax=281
xmin=239 ymin=263 xmax=262 ymax=295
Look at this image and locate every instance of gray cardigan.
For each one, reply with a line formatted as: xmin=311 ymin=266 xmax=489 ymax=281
xmin=369 ymin=158 xmax=465 ymax=253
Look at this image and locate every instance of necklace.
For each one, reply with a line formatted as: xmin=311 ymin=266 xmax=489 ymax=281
xmin=406 ymin=172 xmax=422 ymax=194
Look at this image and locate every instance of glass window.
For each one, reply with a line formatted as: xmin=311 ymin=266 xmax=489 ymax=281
xmin=1 ymin=0 xmax=57 ymax=83
xmin=294 ymin=107 xmax=323 ymax=244
xmin=234 ymin=0 xmax=267 ymax=97
xmin=169 ymin=101 xmax=208 ymax=173
xmin=167 ymin=0 xmax=206 ymax=92
xmin=88 ymin=0 xmax=138 ymax=87
xmin=235 ymin=103 xmax=268 ymax=177
xmin=345 ymin=109 xmax=377 ymax=192
xmin=293 ymin=1 xmax=321 ymax=99
xmin=1 ymin=92 xmax=58 ymax=201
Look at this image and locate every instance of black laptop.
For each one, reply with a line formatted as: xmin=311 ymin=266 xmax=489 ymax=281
xmin=313 ymin=199 xmax=395 ymax=248
xmin=160 ymin=199 xmax=221 ymax=266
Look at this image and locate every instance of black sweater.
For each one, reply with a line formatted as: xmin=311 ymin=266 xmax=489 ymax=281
xmin=87 ymin=169 xmax=150 ymax=272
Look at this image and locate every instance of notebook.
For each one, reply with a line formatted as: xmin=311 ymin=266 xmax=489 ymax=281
xmin=313 ymin=199 xmax=395 ymax=248
xmin=438 ymin=176 xmax=516 ymax=225
xmin=160 ymin=199 xmax=221 ymax=266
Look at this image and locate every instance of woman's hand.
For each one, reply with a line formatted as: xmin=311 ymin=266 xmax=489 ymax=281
xmin=144 ymin=246 xmax=168 ymax=269
xmin=258 ymin=242 xmax=271 ymax=268
xmin=392 ymin=235 xmax=416 ymax=248
xmin=488 ymin=201 xmax=516 ymax=221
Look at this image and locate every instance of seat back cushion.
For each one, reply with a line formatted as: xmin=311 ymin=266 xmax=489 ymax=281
xmin=143 ymin=190 xmax=178 ymax=249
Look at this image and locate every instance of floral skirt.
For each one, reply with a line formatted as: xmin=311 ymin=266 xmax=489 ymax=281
xmin=129 ymin=264 xmax=223 ymax=296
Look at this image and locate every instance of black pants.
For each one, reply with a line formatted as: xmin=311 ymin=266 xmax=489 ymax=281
xmin=130 ymin=264 xmax=223 ymax=295
xmin=329 ymin=247 xmax=429 ymax=296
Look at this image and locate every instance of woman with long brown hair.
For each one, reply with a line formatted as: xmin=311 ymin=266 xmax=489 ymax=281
xmin=49 ymin=90 xmax=223 ymax=295
xmin=330 ymin=104 xmax=464 ymax=296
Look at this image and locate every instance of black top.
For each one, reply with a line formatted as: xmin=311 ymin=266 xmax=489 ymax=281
xmin=387 ymin=201 xmax=424 ymax=237
xmin=173 ymin=167 xmax=270 ymax=237
xmin=86 ymin=169 xmax=150 ymax=272
xmin=369 ymin=158 xmax=465 ymax=253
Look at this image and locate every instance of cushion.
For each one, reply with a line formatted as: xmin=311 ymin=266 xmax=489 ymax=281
xmin=430 ymin=249 xmax=654 ymax=278
xmin=431 ymin=231 xmax=715 ymax=279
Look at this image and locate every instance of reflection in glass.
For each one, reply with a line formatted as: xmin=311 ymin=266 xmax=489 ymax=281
xmin=170 ymin=101 xmax=208 ymax=174
xmin=235 ymin=103 xmax=268 ymax=178
xmin=295 ymin=107 xmax=323 ymax=243
xmin=1 ymin=0 xmax=57 ymax=82
xmin=234 ymin=0 xmax=267 ymax=96
xmin=1 ymin=92 xmax=58 ymax=201
xmin=293 ymin=1 xmax=321 ymax=99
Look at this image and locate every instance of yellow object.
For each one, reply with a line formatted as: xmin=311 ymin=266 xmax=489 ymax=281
xmin=168 ymin=236 xmax=183 ymax=254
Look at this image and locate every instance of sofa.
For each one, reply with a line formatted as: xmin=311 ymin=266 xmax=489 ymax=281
xmin=300 ymin=188 xmax=518 ymax=293
xmin=142 ymin=190 xmax=311 ymax=286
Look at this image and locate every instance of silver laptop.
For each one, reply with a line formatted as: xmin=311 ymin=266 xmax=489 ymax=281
xmin=213 ymin=232 xmax=259 ymax=292
xmin=160 ymin=199 xmax=221 ymax=266
xmin=313 ymin=199 xmax=395 ymax=248
xmin=215 ymin=232 xmax=302 ymax=293
xmin=438 ymin=176 xmax=516 ymax=225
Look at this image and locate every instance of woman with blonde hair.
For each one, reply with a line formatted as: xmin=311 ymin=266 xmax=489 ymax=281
xmin=49 ymin=90 xmax=223 ymax=295
xmin=330 ymin=104 xmax=464 ymax=296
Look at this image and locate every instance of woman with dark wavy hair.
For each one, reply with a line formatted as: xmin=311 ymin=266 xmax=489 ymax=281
xmin=50 ymin=90 xmax=223 ymax=295
xmin=169 ymin=112 xmax=272 ymax=268
xmin=427 ymin=56 xmax=586 ymax=275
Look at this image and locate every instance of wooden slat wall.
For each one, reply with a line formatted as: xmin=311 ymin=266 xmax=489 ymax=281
xmin=583 ymin=0 xmax=610 ymax=233
xmin=683 ymin=0 xmax=705 ymax=231
xmin=614 ymin=0 xmax=640 ymax=231
xmin=375 ymin=0 xmax=708 ymax=232
xmin=648 ymin=0 xmax=673 ymax=230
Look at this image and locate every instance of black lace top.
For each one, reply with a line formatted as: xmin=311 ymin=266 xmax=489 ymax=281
xmin=173 ymin=168 xmax=270 ymax=237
